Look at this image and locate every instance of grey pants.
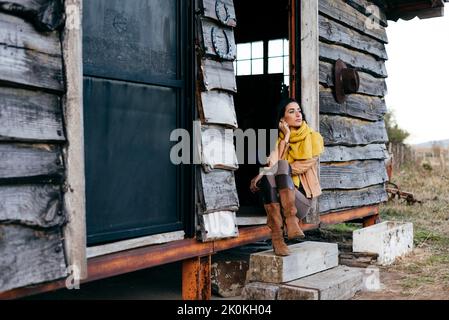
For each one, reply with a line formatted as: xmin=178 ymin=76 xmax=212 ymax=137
xmin=258 ymin=160 xmax=315 ymax=220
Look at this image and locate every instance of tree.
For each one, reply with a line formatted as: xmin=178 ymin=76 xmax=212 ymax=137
xmin=384 ymin=111 xmax=410 ymax=144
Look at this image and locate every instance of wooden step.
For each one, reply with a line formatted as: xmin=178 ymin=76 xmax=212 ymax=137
xmin=281 ymin=266 xmax=364 ymax=300
xmin=246 ymin=241 xmax=339 ymax=283
xmin=242 ymin=266 xmax=364 ymax=300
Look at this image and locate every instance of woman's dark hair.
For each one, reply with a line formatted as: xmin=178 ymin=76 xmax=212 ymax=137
xmin=275 ymin=98 xmax=307 ymax=128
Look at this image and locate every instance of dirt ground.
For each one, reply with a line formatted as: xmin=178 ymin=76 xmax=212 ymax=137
xmin=352 ymin=162 xmax=449 ymax=300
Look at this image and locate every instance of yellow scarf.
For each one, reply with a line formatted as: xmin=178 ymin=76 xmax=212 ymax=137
xmin=277 ymin=122 xmax=324 ymax=187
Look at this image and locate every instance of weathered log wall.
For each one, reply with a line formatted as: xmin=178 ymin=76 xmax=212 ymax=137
xmin=318 ymin=0 xmax=389 ymax=214
xmin=0 ymin=0 xmax=67 ymax=293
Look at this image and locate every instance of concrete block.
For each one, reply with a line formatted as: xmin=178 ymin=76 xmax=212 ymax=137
xmin=284 ymin=266 xmax=364 ymax=300
xmin=247 ymin=241 xmax=339 ymax=283
xmin=353 ymin=221 xmax=414 ymax=265
xmin=241 ymin=282 xmax=279 ymax=300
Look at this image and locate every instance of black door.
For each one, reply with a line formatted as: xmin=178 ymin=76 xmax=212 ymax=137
xmin=83 ymin=0 xmax=191 ymax=245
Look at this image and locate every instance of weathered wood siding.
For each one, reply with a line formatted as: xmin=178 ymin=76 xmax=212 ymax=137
xmin=0 ymin=0 xmax=67 ymax=293
xmin=195 ymin=0 xmax=239 ymax=241
xmin=318 ymin=0 xmax=389 ymax=214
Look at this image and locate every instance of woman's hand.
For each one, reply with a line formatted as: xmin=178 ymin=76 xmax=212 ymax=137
xmin=250 ymin=174 xmax=263 ymax=193
xmin=279 ymin=119 xmax=290 ymax=140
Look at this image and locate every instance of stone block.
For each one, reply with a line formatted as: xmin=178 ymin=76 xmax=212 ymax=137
xmin=353 ymin=221 xmax=413 ymax=265
xmin=247 ymin=241 xmax=339 ymax=283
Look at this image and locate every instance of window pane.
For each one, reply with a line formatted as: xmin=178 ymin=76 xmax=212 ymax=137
xmin=284 ymin=39 xmax=289 ymax=56
xmin=269 ymin=39 xmax=283 ymax=57
xmin=284 ymin=75 xmax=290 ymax=86
xmin=237 ymin=60 xmax=251 ymax=76
xmin=268 ymin=57 xmax=283 ymax=74
xmin=252 ymin=59 xmax=263 ymax=75
xmin=237 ymin=43 xmax=251 ymax=60
xmin=252 ymin=41 xmax=264 ymax=59
xmin=284 ymin=56 xmax=289 ymax=75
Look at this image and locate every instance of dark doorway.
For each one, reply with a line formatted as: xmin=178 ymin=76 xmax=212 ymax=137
xmin=233 ymin=0 xmax=290 ymax=216
xmin=82 ymin=0 xmax=192 ymax=245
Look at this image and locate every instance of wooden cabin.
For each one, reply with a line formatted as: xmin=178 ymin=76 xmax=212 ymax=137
xmin=0 ymin=0 xmax=446 ymax=299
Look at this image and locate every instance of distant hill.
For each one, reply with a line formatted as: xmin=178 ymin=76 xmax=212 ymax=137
xmin=413 ymin=139 xmax=449 ymax=149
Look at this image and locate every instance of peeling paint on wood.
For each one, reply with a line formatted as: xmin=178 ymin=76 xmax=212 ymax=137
xmin=198 ymin=168 xmax=239 ymax=214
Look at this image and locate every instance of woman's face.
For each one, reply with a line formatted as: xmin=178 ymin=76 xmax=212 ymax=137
xmin=283 ymin=102 xmax=303 ymax=128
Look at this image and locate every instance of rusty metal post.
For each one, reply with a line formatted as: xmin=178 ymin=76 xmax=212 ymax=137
xmin=363 ymin=213 xmax=381 ymax=228
xmin=182 ymin=255 xmax=211 ymax=300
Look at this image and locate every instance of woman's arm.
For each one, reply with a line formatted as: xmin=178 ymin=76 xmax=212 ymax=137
xmin=290 ymin=157 xmax=318 ymax=175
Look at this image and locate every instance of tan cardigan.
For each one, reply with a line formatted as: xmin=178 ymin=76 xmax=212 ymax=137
xmin=290 ymin=158 xmax=322 ymax=199
xmin=266 ymin=141 xmax=322 ymax=199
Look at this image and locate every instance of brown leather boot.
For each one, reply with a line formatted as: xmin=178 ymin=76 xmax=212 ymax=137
xmin=278 ymin=187 xmax=305 ymax=239
xmin=264 ymin=203 xmax=290 ymax=256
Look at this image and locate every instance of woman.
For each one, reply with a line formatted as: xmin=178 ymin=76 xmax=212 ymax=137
xmin=250 ymin=98 xmax=324 ymax=256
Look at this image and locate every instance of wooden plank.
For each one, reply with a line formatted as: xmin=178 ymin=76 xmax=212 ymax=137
xmin=320 ymin=160 xmax=389 ymax=190
xmin=61 ymin=0 xmax=87 ymax=280
xmin=343 ymin=0 xmax=388 ymax=27
xmin=320 ymin=87 xmax=387 ymax=121
xmin=320 ymin=42 xmax=387 ymax=78
xmin=198 ymin=211 xmax=239 ymax=242
xmin=182 ymin=255 xmax=212 ymax=300
xmin=199 ymin=90 xmax=238 ymax=128
xmin=0 ymin=39 xmax=63 ymax=92
xmin=200 ymin=125 xmax=239 ymax=172
xmin=198 ymin=168 xmax=240 ymax=214
xmin=201 ymin=58 xmax=237 ymax=92
xmin=0 ymin=13 xmax=62 ymax=56
xmin=319 ymin=0 xmax=388 ymax=43
xmin=200 ymin=0 xmax=237 ymax=27
xmin=0 ymin=224 xmax=67 ymax=293
xmin=320 ymin=115 xmax=388 ymax=146
xmin=0 ymin=144 xmax=63 ymax=180
xmin=0 ymin=87 xmax=65 ymax=142
xmin=301 ymin=0 xmax=320 ymax=130
xmin=0 ymin=0 xmax=65 ymax=31
xmin=200 ymin=18 xmax=236 ymax=61
xmin=87 ymin=231 xmax=185 ymax=259
xmin=321 ymin=144 xmax=388 ymax=162
xmin=319 ymin=61 xmax=387 ymax=97
xmin=319 ymin=184 xmax=388 ymax=213
xmin=0 ymin=185 xmax=64 ymax=228
xmin=319 ymin=15 xmax=388 ymax=60
xmin=301 ymin=0 xmax=320 ymax=225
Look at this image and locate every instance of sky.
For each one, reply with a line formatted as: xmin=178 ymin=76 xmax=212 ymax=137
xmin=385 ymin=10 xmax=449 ymax=145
